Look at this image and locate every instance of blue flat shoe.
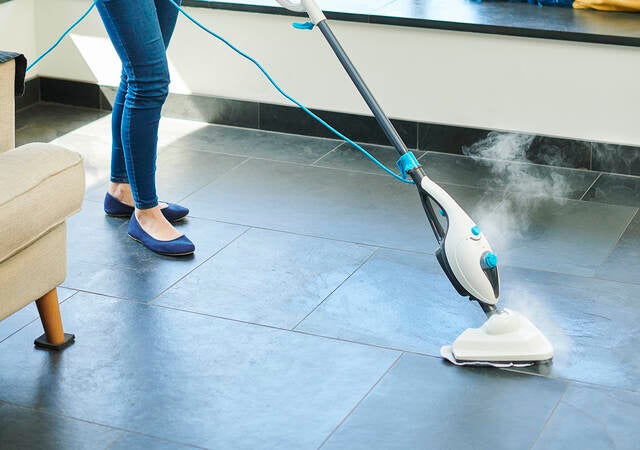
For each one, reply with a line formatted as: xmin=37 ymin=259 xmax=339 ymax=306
xmin=127 ymin=214 xmax=195 ymax=256
xmin=104 ymin=193 xmax=189 ymax=222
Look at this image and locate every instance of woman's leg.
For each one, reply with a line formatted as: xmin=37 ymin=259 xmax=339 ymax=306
xmin=97 ymin=0 xmax=181 ymax=240
xmin=109 ymin=0 xmax=182 ymax=206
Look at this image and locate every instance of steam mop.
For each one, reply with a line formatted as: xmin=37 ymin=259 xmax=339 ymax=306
xmin=276 ymin=0 xmax=553 ymax=366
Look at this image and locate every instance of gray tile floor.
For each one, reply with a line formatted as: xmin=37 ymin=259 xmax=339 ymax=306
xmin=2 ymin=103 xmax=639 ymax=449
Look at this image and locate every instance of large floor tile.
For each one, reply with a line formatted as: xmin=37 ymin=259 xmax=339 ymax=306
xmin=0 ymin=402 xmax=120 ymax=450
xmin=85 ymin=148 xmax=248 ymax=204
xmin=477 ymin=195 xmax=637 ymax=277
xmin=0 ymin=293 xmax=399 ymax=449
xmin=533 ymin=384 xmax=640 ymax=450
xmin=15 ymin=104 xmax=108 ymax=139
xmin=596 ymin=211 xmax=639 ymax=285
xmin=153 ymin=228 xmax=375 ymax=329
xmin=184 ymin=158 xmax=503 ymax=252
xmin=498 ymin=266 xmax=640 ymax=391
xmin=168 ymin=123 xmax=341 ymax=164
xmin=421 ymin=152 xmax=598 ymax=199
xmin=63 ymin=205 xmax=247 ymax=301
xmin=296 ymin=249 xmax=488 ymax=354
xmin=583 ymin=173 xmax=640 ymax=208
xmin=313 ymin=142 xmax=424 ymax=175
xmin=0 ymin=288 xmax=76 ymax=344
xmin=323 ymin=353 xmax=566 ymax=450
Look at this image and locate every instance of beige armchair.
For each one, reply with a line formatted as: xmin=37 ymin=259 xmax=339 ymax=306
xmin=0 ymin=55 xmax=85 ymax=350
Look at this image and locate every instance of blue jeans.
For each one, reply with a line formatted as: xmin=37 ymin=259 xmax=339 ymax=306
xmin=96 ymin=0 xmax=181 ymax=209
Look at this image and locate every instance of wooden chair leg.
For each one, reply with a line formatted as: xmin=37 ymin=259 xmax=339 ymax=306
xmin=34 ymin=288 xmax=75 ymax=351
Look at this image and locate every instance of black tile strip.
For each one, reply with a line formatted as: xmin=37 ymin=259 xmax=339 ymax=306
xmin=40 ymin=77 xmax=100 ymax=109
xmin=15 ymin=77 xmax=40 ymax=111
xmin=35 ymin=76 xmax=640 ymax=176
xmin=259 ymin=103 xmax=417 ymax=148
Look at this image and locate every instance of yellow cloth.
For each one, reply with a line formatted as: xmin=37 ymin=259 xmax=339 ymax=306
xmin=573 ymin=0 xmax=640 ymax=11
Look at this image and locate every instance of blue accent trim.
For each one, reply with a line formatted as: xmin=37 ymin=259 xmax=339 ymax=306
xmin=293 ymin=21 xmax=315 ymax=30
xmin=439 ymin=209 xmax=446 ymax=217
xmin=484 ymin=252 xmax=498 ymax=269
xmin=471 ymin=225 xmax=481 ymax=236
xmin=396 ymin=152 xmax=420 ymax=180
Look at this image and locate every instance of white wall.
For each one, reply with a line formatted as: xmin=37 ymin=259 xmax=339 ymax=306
xmin=0 ymin=0 xmax=37 ymax=79
xmin=31 ymin=0 xmax=640 ymax=146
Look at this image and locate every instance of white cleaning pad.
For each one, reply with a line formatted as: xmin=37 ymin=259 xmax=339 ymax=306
xmin=440 ymin=346 xmax=534 ymax=368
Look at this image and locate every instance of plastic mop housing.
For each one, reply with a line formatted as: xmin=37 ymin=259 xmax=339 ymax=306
xmin=276 ymin=0 xmax=553 ymax=365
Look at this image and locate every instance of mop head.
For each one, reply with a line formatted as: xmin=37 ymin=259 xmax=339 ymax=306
xmin=441 ymin=309 xmax=553 ymax=367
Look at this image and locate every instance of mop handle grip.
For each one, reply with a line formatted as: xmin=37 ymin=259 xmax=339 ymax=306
xmin=275 ymin=0 xmax=327 ymax=23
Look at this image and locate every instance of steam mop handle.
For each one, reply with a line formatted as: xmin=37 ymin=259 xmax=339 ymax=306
xmin=275 ymin=0 xmax=327 ymax=24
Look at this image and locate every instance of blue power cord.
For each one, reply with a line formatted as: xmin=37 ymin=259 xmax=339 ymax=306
xmin=26 ymin=1 xmax=97 ymax=72
xmin=27 ymin=0 xmax=414 ymax=184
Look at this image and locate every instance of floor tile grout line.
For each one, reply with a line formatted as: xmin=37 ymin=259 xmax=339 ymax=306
xmin=291 ymin=247 xmax=381 ymax=331
xmin=147 ymin=227 xmax=253 ymax=304
xmin=0 ymin=399 xmax=209 ymax=450
xmin=175 ymin=156 xmax=253 ymax=204
xmin=578 ymin=172 xmax=601 ymax=201
xmin=310 ymin=142 xmax=345 ymax=166
xmin=173 ymin=157 xmax=253 ymax=205
xmin=317 ymin=352 xmax=405 ymax=449
xmin=185 ymin=215 xmax=437 ymax=256
xmin=528 ymin=382 xmax=571 ymax=450
xmin=0 ymin=291 xmax=80 ymax=345
xmin=590 ymin=206 xmax=639 ymax=274
xmin=16 ymin=290 xmax=640 ymax=396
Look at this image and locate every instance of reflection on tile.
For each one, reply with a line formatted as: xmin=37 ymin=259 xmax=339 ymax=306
xmin=422 ymin=152 xmax=598 ymax=199
xmin=86 ymin=148 xmax=248 ymax=203
xmin=596 ymin=211 xmax=639 ymax=285
xmin=296 ymin=249 xmax=488 ymax=354
xmin=324 ymin=353 xmax=566 ymax=450
xmin=50 ymin=132 xmax=112 ymax=190
xmin=583 ymin=173 xmax=640 ymax=208
xmin=533 ymin=384 xmax=640 ymax=450
xmin=184 ymin=159 xmax=502 ymax=252
xmin=0 ymin=402 xmax=120 ymax=450
xmin=499 ymin=266 xmax=640 ymax=391
xmin=0 ymin=288 xmax=76 ymax=343
xmin=63 ymin=205 xmax=247 ymax=301
xmin=0 ymin=293 xmax=399 ymax=449
xmin=314 ymin=142 xmax=425 ymax=175
xmin=169 ymin=123 xmax=340 ymax=164
xmin=154 ymin=228 xmax=374 ymax=329
xmin=477 ymin=195 xmax=637 ymax=276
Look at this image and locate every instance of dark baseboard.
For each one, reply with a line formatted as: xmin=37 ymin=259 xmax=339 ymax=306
xmin=15 ymin=78 xmax=41 ymax=111
xmin=25 ymin=76 xmax=640 ymax=177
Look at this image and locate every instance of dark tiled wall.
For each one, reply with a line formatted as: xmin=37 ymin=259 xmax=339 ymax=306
xmin=19 ymin=77 xmax=640 ymax=176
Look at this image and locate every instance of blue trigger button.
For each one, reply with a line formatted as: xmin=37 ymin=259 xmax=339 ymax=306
xmin=471 ymin=225 xmax=481 ymax=236
xmin=484 ymin=252 xmax=498 ymax=269
xmin=293 ymin=21 xmax=314 ymax=30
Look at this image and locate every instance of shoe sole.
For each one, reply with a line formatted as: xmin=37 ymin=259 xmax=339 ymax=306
xmin=128 ymin=234 xmax=195 ymax=256
xmin=106 ymin=212 xmax=188 ymax=223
